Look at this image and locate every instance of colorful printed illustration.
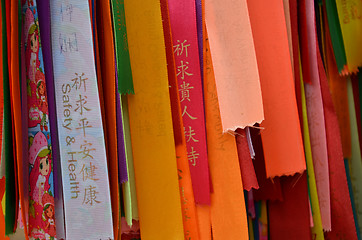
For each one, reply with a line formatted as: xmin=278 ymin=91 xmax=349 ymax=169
xmin=28 ymin=132 xmax=54 ymax=239
xmin=42 ymin=193 xmax=56 ymax=238
xmin=23 ymin=0 xmax=56 ymax=239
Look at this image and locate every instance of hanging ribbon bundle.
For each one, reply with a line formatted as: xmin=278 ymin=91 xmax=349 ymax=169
xmin=0 ymin=0 xmax=361 ymax=240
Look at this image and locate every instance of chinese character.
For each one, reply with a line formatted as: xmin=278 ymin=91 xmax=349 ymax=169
xmin=78 ymin=140 xmax=96 ymax=159
xmin=179 ymin=81 xmax=194 ymax=102
xmin=178 ymin=169 xmax=183 ymax=180
xmin=184 ymin=126 xmax=199 ymax=143
xmin=83 ymin=185 xmax=101 ymax=205
xmin=80 ymin=162 xmax=99 ymax=181
xmin=71 ymin=73 xmax=88 ymax=91
xmin=173 ymin=40 xmax=190 ymax=57
xmin=76 ymin=118 xmax=93 ymax=137
xmin=185 ymin=230 xmax=191 ymax=240
xmin=75 ymin=94 xmax=91 ymax=115
xmin=182 ymin=106 xmax=197 ymax=120
xmin=60 ymin=3 xmax=73 ymax=22
xmin=187 ymin=147 xmax=199 ymax=166
xmin=58 ymin=33 xmax=78 ymax=54
xmin=177 ymin=61 xmax=193 ymax=80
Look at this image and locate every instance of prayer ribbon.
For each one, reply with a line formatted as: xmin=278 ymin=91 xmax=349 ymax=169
xmin=335 ymin=0 xmax=362 ymax=73
xmin=111 ymin=0 xmax=134 ymax=95
xmin=23 ymin=1 xmax=57 ymax=238
xmin=168 ymin=0 xmax=211 ymax=204
xmin=37 ymin=1 xmax=67 ymax=237
xmin=300 ymin=54 xmax=325 ymax=240
xmin=160 ymin=1 xmax=199 ymax=238
xmin=205 ymin=36 xmax=249 ymax=240
xmin=347 ymin=78 xmax=362 ymax=235
xmin=50 ymin=0 xmax=114 ymax=238
xmin=324 ymin=0 xmax=347 ymax=73
xmin=205 ymin=0 xmax=264 ymax=131
xmin=2 ymin=0 xmax=16 ymax=234
xmin=268 ymin=174 xmax=311 ymax=240
xmin=318 ymin=43 xmax=357 ymax=239
xmin=302 ymin=0 xmax=331 ymax=230
xmin=124 ymin=0 xmax=184 ymax=238
xmin=97 ymin=0 xmax=121 ymax=236
xmin=247 ymin=0 xmax=306 ymax=178
xmin=235 ymin=128 xmax=259 ymax=191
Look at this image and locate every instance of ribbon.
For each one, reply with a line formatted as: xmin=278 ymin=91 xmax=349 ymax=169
xmin=196 ymin=205 xmax=211 ymax=240
xmin=97 ymin=1 xmax=122 ymax=236
xmin=124 ymin=0 xmax=184 ymax=238
xmin=247 ymin=0 xmax=306 ymax=178
xmin=324 ymin=0 xmax=347 ymax=73
xmin=205 ymin=36 xmax=249 ymax=240
xmin=111 ymin=0 xmax=134 ymax=95
xmin=205 ymin=0 xmax=264 ymax=131
xmin=302 ymin=0 xmax=331 ymax=230
xmin=235 ymin=129 xmax=259 ymax=191
xmin=168 ymin=0 xmax=211 ymax=204
xmin=268 ymin=174 xmax=311 ymax=240
xmin=318 ymin=40 xmax=358 ymax=240
xmin=335 ymin=0 xmax=362 ymax=73
xmin=2 ymin=0 xmax=17 ymax=234
xmin=351 ymin=77 xmax=362 ymax=152
xmin=195 ymin=0 xmax=203 ymax=80
xmin=325 ymin=22 xmax=351 ymax=158
xmin=289 ymin=0 xmax=304 ymax=130
xmin=115 ymin=78 xmax=127 ymax=183
xmin=160 ymin=0 xmax=183 ymax=146
xmin=50 ymin=0 xmax=114 ymax=238
xmin=300 ymin=55 xmax=325 ymax=240
xmin=23 ymin=1 xmax=58 ymax=238
xmin=160 ymin=1 xmax=200 ymax=238
xmin=37 ymin=1 xmax=67 ymax=238
xmin=120 ymin=95 xmax=138 ymax=226
xmin=251 ymin=127 xmax=283 ymax=202
xmin=347 ymin=78 xmax=362 ymax=235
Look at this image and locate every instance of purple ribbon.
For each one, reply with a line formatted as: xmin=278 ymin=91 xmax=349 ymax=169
xmin=115 ymin=64 xmax=128 ymax=183
xmin=38 ymin=0 xmax=60 ymax=197
xmin=196 ymin=0 xmax=203 ymax=80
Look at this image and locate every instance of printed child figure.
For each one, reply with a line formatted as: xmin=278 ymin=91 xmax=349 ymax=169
xmin=42 ymin=193 xmax=56 ymax=239
xmin=29 ymin=132 xmax=55 ymax=240
xmin=24 ymin=7 xmax=43 ymax=128
xmin=23 ymin=0 xmax=56 ymax=239
xmin=25 ymin=7 xmax=40 ymax=84
xmin=36 ymin=71 xmax=49 ymax=131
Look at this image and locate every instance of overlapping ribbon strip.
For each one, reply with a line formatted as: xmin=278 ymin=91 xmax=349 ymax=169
xmin=124 ymin=0 xmax=184 ymax=239
xmin=205 ymin=0 xmax=264 ymax=131
xmin=168 ymin=0 xmax=210 ymax=205
xmin=50 ymin=0 xmax=113 ymax=238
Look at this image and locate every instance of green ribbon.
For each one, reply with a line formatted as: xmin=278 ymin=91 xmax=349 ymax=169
xmin=111 ymin=0 xmax=134 ymax=94
xmin=325 ymin=0 xmax=347 ymax=73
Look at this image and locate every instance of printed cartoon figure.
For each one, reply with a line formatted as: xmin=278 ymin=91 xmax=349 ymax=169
xmin=36 ymin=71 xmax=49 ymax=131
xmin=42 ymin=192 xmax=56 ymax=239
xmin=29 ymin=132 xmax=51 ymax=205
xmin=24 ymin=7 xmax=43 ymax=128
xmin=25 ymin=8 xmax=40 ymax=84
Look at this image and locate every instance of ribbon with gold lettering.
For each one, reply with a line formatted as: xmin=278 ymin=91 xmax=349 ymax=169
xmin=168 ymin=0 xmax=211 ymax=204
xmin=160 ymin=0 xmax=200 ymax=238
xmin=50 ymin=0 xmax=114 ymax=238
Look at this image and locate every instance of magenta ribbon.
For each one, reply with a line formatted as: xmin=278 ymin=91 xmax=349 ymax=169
xmin=168 ymin=0 xmax=210 ymax=204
